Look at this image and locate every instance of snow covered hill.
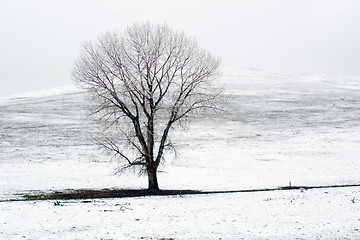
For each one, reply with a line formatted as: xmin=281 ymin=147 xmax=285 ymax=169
xmin=1 ymin=68 xmax=360 ymax=239
xmin=1 ymin=68 xmax=359 ymax=197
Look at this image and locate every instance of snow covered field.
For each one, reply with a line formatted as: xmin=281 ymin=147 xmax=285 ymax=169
xmin=1 ymin=68 xmax=360 ymax=238
xmin=1 ymin=187 xmax=359 ymax=239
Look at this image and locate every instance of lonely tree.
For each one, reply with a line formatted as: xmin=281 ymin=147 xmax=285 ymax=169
xmin=72 ymin=22 xmax=220 ymax=191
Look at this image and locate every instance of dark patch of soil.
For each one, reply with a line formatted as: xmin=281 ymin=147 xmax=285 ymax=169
xmin=20 ymin=189 xmax=202 ymax=201
xmin=5 ymin=183 xmax=360 ymax=202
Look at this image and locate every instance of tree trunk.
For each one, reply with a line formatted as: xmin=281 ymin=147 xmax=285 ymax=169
xmin=147 ymin=165 xmax=160 ymax=191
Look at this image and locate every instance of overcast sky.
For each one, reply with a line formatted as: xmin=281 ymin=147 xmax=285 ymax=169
xmin=1 ymin=0 xmax=360 ymax=97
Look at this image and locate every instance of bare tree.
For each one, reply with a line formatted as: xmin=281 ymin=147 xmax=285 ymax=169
xmin=72 ymin=22 xmax=220 ymax=191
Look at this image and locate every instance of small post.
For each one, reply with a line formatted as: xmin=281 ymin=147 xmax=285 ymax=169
xmin=289 ymin=181 xmax=292 ymax=188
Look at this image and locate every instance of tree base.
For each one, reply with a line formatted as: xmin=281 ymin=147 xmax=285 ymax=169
xmin=146 ymin=188 xmax=161 ymax=193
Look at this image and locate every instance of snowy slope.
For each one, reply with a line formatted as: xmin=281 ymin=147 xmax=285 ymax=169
xmin=1 ymin=68 xmax=360 ymax=238
xmin=1 ymin=68 xmax=360 ymax=197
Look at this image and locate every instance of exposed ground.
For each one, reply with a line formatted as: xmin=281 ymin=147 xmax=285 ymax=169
xmin=1 ymin=68 xmax=360 ymax=239
xmin=3 ymin=184 xmax=359 ymax=202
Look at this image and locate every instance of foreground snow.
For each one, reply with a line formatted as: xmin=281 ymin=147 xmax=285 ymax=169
xmin=1 ymin=68 xmax=360 ymax=238
xmin=1 ymin=187 xmax=359 ymax=239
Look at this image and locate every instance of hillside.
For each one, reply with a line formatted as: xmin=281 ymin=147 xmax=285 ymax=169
xmin=1 ymin=68 xmax=360 ymax=238
xmin=1 ymin=68 xmax=360 ymax=199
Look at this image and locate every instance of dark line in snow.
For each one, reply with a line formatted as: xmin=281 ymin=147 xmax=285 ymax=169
xmin=2 ymin=183 xmax=360 ymax=202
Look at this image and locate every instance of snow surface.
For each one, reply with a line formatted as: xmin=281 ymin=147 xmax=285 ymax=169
xmin=0 ymin=85 xmax=78 ymax=105
xmin=1 ymin=187 xmax=360 ymax=239
xmin=1 ymin=68 xmax=360 ymax=239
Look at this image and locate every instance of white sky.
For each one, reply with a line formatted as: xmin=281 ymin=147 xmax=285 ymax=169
xmin=1 ymin=0 xmax=360 ymax=97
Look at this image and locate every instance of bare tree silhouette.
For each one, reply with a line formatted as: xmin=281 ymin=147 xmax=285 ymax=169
xmin=72 ymin=22 xmax=220 ymax=191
